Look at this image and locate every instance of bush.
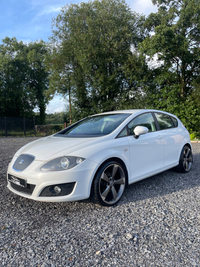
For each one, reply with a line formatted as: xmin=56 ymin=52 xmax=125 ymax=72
xmin=190 ymin=132 xmax=200 ymax=141
xmin=35 ymin=124 xmax=64 ymax=136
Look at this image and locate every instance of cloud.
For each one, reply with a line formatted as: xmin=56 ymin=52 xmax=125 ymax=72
xmin=54 ymin=107 xmax=65 ymax=113
xmin=20 ymin=39 xmax=33 ymax=44
xmin=38 ymin=6 xmax=62 ymax=16
xmin=46 ymin=95 xmax=66 ymax=114
xmin=147 ymin=54 xmax=164 ymax=69
xmin=129 ymin=0 xmax=158 ymax=15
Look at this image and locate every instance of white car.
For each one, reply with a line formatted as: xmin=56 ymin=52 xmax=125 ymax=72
xmin=7 ymin=109 xmax=193 ymax=206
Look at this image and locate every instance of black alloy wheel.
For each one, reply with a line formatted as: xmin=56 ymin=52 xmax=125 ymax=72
xmin=91 ymin=161 xmax=126 ymax=206
xmin=176 ymin=145 xmax=193 ymax=173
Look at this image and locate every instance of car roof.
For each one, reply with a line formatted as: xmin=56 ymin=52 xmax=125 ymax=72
xmin=91 ymin=109 xmax=142 ymax=116
xmin=92 ymin=109 xmax=176 ymax=117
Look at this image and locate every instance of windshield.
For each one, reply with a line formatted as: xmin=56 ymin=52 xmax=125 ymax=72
xmin=58 ymin=113 xmax=130 ymax=137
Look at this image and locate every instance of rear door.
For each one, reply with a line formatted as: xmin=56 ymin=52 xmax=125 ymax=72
xmin=154 ymin=112 xmax=183 ymax=167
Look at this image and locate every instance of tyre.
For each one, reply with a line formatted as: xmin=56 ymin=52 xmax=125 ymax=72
xmin=176 ymin=145 xmax=193 ymax=173
xmin=91 ymin=161 xmax=127 ymax=206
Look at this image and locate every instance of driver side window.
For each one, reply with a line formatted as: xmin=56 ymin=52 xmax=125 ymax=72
xmin=118 ymin=113 xmax=156 ymax=137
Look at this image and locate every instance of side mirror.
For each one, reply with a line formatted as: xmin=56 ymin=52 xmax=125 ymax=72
xmin=134 ymin=126 xmax=149 ymax=139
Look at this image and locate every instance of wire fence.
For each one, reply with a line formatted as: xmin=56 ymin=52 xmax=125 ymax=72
xmin=0 ymin=117 xmax=36 ymax=137
xmin=0 ymin=117 xmax=66 ymax=137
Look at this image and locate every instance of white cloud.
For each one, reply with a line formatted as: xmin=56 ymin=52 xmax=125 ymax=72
xmin=54 ymin=107 xmax=65 ymax=113
xmin=147 ymin=54 xmax=164 ymax=69
xmin=38 ymin=6 xmax=62 ymax=16
xmin=128 ymin=0 xmax=158 ymax=15
xmin=46 ymin=95 xmax=67 ymax=114
xmin=19 ymin=39 xmax=32 ymax=44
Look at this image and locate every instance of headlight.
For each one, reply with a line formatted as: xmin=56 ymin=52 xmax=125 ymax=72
xmin=41 ymin=156 xmax=85 ymax=171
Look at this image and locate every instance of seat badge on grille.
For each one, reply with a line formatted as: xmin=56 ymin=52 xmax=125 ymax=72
xmin=19 ymin=159 xmax=24 ymax=165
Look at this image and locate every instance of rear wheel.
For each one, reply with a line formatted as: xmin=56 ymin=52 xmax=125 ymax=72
xmin=176 ymin=145 xmax=193 ymax=173
xmin=91 ymin=161 xmax=126 ymax=206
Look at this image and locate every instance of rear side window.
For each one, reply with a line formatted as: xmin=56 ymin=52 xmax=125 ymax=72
xmin=155 ymin=113 xmax=174 ymax=130
xmin=171 ymin=117 xmax=178 ymax=127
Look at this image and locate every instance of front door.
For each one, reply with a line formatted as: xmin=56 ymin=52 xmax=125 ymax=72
xmin=126 ymin=113 xmax=165 ymax=183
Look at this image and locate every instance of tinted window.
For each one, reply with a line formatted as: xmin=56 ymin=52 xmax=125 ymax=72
xmin=61 ymin=114 xmax=130 ymax=137
xmin=118 ymin=113 xmax=156 ymax=137
xmin=171 ymin=117 xmax=178 ymax=127
xmin=155 ymin=113 xmax=174 ymax=130
xmin=118 ymin=127 xmax=129 ymax=137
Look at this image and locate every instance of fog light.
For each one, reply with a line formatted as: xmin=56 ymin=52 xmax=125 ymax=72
xmin=54 ymin=186 xmax=61 ymax=194
xmin=39 ymin=182 xmax=76 ymax=197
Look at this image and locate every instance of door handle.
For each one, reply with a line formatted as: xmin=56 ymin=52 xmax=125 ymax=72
xmin=158 ymin=135 xmax=163 ymax=139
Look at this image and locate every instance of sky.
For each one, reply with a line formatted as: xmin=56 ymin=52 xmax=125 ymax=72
xmin=0 ymin=0 xmax=158 ymax=114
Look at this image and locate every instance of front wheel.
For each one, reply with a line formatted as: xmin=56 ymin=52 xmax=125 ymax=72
xmin=176 ymin=145 xmax=193 ymax=173
xmin=91 ymin=161 xmax=126 ymax=206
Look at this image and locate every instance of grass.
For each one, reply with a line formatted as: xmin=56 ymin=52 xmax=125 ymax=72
xmin=0 ymin=131 xmax=41 ymax=137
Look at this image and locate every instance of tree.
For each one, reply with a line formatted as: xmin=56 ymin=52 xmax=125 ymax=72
xmin=27 ymin=41 xmax=49 ymax=124
xmin=45 ymin=50 xmax=74 ymax=123
xmin=0 ymin=37 xmax=35 ymax=117
xmin=45 ymin=111 xmax=68 ymax=124
xmin=140 ymin=0 xmax=200 ymax=132
xmin=119 ymin=53 xmax=151 ymax=109
xmin=0 ymin=37 xmax=49 ymax=124
xmin=48 ymin=0 xmax=145 ymax=121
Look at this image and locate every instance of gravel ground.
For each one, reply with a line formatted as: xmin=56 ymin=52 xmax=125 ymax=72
xmin=0 ymin=137 xmax=200 ymax=267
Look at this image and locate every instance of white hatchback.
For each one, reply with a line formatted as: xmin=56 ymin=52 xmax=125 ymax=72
xmin=7 ymin=109 xmax=193 ymax=206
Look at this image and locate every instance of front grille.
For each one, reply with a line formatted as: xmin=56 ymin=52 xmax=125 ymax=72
xmin=13 ymin=154 xmax=35 ymax=171
xmin=10 ymin=182 xmax=36 ymax=195
xmin=39 ymin=182 xmax=75 ymax=197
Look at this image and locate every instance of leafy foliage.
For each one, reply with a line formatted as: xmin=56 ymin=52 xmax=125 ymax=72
xmin=0 ymin=37 xmax=49 ymax=124
xmin=140 ymin=0 xmax=200 ymax=131
xmin=48 ymin=0 xmax=146 ymax=122
xmin=45 ymin=112 xmax=69 ymax=124
xmin=1 ymin=0 xmax=200 ymax=134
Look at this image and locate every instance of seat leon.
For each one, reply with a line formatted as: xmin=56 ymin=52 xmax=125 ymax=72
xmin=7 ymin=109 xmax=193 ymax=206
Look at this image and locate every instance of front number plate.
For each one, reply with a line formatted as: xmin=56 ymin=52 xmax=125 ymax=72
xmin=8 ymin=174 xmax=27 ymax=188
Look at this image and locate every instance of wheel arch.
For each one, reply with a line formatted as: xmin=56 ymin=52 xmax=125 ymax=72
xmin=184 ymin=143 xmax=192 ymax=150
xmin=176 ymin=142 xmax=193 ymax=173
xmin=178 ymin=142 xmax=192 ymax=158
xmin=89 ymin=157 xmax=129 ymax=198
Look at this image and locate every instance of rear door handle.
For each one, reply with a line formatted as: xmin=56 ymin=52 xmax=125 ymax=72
xmin=158 ymin=135 xmax=163 ymax=139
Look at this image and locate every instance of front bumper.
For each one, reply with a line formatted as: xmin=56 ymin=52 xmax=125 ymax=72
xmin=7 ymin=157 xmax=98 ymax=202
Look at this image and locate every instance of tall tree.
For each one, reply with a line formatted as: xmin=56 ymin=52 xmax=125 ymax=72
xmin=45 ymin=50 xmax=74 ymax=123
xmin=120 ymin=53 xmax=150 ymax=109
xmin=48 ymin=0 xmax=145 ymax=120
xmin=140 ymin=0 xmax=200 ymax=132
xmin=0 ymin=37 xmax=49 ymax=123
xmin=27 ymin=41 xmax=49 ymax=124
xmin=0 ymin=37 xmax=34 ymax=117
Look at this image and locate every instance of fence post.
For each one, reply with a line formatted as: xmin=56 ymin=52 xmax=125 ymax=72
xmin=33 ymin=117 xmax=36 ymax=136
xmin=5 ymin=117 xmax=7 ymax=137
xmin=23 ymin=117 xmax=26 ymax=137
